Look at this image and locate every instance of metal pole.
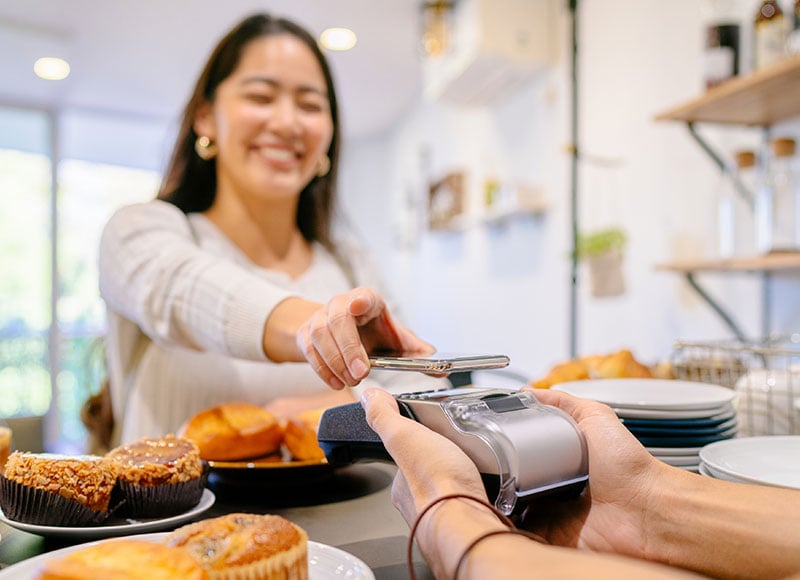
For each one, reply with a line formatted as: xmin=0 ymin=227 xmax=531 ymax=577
xmin=568 ymin=0 xmax=579 ymax=358
xmin=46 ymin=110 xmax=60 ymax=452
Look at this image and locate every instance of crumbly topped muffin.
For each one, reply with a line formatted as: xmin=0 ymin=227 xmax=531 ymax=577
xmin=37 ymin=539 xmax=210 ymax=580
xmin=165 ymin=513 xmax=308 ymax=579
xmin=3 ymin=452 xmax=118 ymax=512
xmin=107 ymin=435 xmax=203 ymax=485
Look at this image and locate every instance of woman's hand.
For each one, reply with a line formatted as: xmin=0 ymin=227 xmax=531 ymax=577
xmin=520 ymin=388 xmax=667 ymax=559
xmin=295 ymin=287 xmax=434 ymax=389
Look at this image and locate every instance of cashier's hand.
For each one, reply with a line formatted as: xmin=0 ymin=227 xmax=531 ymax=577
xmin=296 ymin=287 xmax=434 ymax=390
xmin=519 ymin=388 xmax=667 ymax=560
xmin=360 ymin=388 xmax=487 ymax=526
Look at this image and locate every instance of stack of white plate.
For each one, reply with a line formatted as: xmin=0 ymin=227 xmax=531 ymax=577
xmin=552 ymin=379 xmax=738 ymax=472
xmin=698 ymin=436 xmax=800 ymax=488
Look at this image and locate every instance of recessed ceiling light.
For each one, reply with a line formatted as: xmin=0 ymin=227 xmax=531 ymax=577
xmin=319 ymin=28 xmax=357 ymax=51
xmin=34 ymin=57 xmax=70 ymax=80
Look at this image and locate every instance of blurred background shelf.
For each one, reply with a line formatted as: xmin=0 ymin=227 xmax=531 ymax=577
xmin=656 ymin=253 xmax=800 ymax=273
xmin=655 ymin=54 xmax=800 ymax=126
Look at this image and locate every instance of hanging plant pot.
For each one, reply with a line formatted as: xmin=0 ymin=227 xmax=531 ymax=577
xmin=577 ymin=227 xmax=627 ymax=299
xmin=586 ymin=248 xmax=626 ymax=298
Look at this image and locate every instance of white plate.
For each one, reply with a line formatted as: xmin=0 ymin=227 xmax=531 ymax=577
xmin=645 ymin=446 xmax=704 ymax=456
xmin=553 ymin=379 xmax=736 ymax=411
xmin=653 ymin=454 xmax=700 ymax=467
xmin=0 ymin=532 xmax=375 ymax=579
xmin=0 ymin=489 xmax=215 ymax=539
xmin=613 ymin=404 xmax=735 ymax=420
xmin=309 ymin=539 xmax=375 ymax=579
xmin=699 ymin=436 xmax=800 ymax=489
xmin=698 ymin=461 xmax=741 ymax=482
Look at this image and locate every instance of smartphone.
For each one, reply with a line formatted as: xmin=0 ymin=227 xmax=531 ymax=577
xmin=368 ymin=353 xmax=510 ymax=374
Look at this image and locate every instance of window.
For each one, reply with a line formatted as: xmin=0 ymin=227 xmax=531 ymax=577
xmin=0 ymin=106 xmax=166 ymax=452
xmin=0 ymin=109 xmax=52 ymax=423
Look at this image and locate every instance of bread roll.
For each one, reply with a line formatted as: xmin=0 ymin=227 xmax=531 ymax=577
xmin=179 ymin=403 xmax=283 ymax=461
xmin=283 ymin=408 xmax=326 ymax=461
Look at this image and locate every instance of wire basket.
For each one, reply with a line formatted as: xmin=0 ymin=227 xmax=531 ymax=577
xmin=671 ymin=335 xmax=800 ymax=437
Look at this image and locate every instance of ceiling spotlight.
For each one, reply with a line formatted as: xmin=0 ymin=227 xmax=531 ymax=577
xmin=420 ymin=1 xmax=454 ymax=58
xmin=319 ymin=28 xmax=357 ymax=51
xmin=34 ymin=57 xmax=70 ymax=80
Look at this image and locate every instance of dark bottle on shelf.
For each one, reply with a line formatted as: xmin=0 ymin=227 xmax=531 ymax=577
xmin=754 ymin=0 xmax=788 ymax=70
xmin=703 ymin=0 xmax=741 ymax=87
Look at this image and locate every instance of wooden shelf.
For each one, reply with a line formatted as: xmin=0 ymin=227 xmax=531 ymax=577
xmin=655 ymin=54 xmax=800 ymax=126
xmin=656 ymin=253 xmax=800 ymax=273
xmin=482 ymin=203 xmax=547 ymax=225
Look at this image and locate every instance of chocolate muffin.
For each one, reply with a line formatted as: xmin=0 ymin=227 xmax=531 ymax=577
xmin=106 ymin=435 xmax=206 ymax=518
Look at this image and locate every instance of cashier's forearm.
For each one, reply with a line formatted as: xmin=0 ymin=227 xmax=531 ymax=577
xmin=262 ymin=297 xmax=321 ymax=362
xmin=420 ymin=501 xmax=696 ymax=580
xmin=645 ymin=468 xmax=800 ymax=579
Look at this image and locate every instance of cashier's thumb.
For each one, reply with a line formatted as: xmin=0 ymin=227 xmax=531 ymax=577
xmin=361 ymin=388 xmax=398 ymax=434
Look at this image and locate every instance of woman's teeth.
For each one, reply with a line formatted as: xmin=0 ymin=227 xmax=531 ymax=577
xmin=259 ymin=147 xmax=296 ymax=161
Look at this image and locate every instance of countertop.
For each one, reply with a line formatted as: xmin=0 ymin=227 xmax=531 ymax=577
xmin=0 ymin=463 xmax=434 ymax=579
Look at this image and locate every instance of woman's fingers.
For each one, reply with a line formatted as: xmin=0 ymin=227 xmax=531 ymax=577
xmin=296 ymin=321 xmax=345 ymax=390
xmin=296 ymin=287 xmax=436 ymax=388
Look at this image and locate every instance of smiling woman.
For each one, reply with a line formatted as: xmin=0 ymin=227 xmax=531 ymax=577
xmin=97 ymin=13 xmax=444 ymax=446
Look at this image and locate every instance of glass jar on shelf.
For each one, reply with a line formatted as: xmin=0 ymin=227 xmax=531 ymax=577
xmin=756 ymin=138 xmax=800 ymax=253
xmin=716 ymin=150 xmax=758 ymax=258
xmin=753 ymin=0 xmax=788 ymax=70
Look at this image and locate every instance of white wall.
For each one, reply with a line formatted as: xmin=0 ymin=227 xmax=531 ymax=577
xmin=340 ymin=0 xmax=800 ymax=380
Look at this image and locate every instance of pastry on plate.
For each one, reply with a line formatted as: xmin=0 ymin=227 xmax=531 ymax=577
xmin=179 ymin=402 xmax=284 ymax=461
xmin=0 ymin=452 xmax=118 ymax=526
xmin=106 ymin=435 xmax=206 ymax=518
xmin=36 ymin=539 xmax=209 ymax=580
xmin=164 ymin=512 xmax=308 ymax=580
xmin=282 ymin=408 xmax=326 ymax=462
xmin=532 ymin=348 xmax=653 ymax=389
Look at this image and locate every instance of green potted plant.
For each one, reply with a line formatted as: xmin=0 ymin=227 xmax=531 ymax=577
xmin=576 ymin=227 xmax=627 ymax=298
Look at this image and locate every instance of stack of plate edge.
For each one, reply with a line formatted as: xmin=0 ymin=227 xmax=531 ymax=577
xmin=697 ymin=436 xmax=800 ymax=489
xmin=619 ymin=403 xmax=738 ymax=472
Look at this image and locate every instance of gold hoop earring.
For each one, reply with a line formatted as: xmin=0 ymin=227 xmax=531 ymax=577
xmin=316 ymin=154 xmax=331 ymax=177
xmin=195 ymin=135 xmax=218 ymax=161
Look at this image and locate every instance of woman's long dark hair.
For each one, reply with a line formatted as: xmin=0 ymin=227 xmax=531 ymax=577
xmin=158 ymin=13 xmax=341 ymax=251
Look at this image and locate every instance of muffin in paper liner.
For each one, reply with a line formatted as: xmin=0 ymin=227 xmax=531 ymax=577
xmin=164 ymin=513 xmax=309 ymax=580
xmin=203 ymin=540 xmax=308 ymax=580
xmin=0 ymin=474 xmax=112 ymax=526
xmin=106 ymin=436 xmax=207 ymax=519
xmin=111 ymin=469 xmax=208 ymax=519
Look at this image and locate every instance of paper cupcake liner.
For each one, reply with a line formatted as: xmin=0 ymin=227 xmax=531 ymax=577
xmin=203 ymin=541 xmax=308 ymax=580
xmin=112 ymin=472 xmax=207 ymax=518
xmin=0 ymin=474 xmax=110 ymax=526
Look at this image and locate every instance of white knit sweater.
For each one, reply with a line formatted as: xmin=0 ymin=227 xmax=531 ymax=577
xmin=99 ymin=200 xmax=442 ymax=443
